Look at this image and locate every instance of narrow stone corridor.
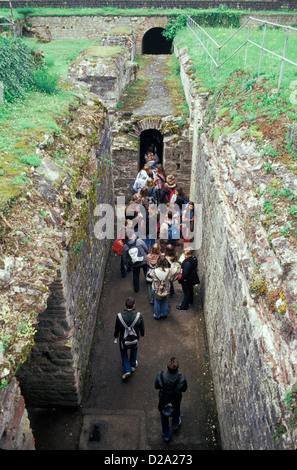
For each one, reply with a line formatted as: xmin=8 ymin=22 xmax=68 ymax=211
xmin=26 ymin=51 xmax=221 ymax=451
xmin=28 ymin=245 xmax=220 ymax=450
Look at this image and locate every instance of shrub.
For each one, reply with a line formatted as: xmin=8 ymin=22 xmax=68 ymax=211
xmin=32 ymin=67 xmax=59 ymax=94
xmin=0 ymin=37 xmax=34 ymax=102
xmin=19 ymin=153 xmax=42 ymax=167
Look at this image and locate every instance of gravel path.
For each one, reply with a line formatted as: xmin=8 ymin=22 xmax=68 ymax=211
xmin=133 ymin=55 xmax=175 ymax=117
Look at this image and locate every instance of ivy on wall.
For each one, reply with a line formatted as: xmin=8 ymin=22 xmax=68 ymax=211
xmin=163 ymin=8 xmax=242 ymax=40
xmin=0 ymin=37 xmax=34 ymax=102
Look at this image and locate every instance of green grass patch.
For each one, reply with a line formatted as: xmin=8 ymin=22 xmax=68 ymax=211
xmin=82 ymin=45 xmax=123 ymax=59
xmin=175 ymin=25 xmax=297 ymax=101
xmin=0 ymin=37 xmax=100 ymax=211
xmin=164 ymin=55 xmax=189 ymax=117
xmin=116 ymin=54 xmax=153 ymax=111
xmin=21 ymin=37 xmax=100 ymax=76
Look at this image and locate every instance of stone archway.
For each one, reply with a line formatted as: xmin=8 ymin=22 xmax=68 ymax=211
xmin=139 ymin=129 xmax=163 ymax=170
xmin=142 ymin=27 xmax=172 ymax=54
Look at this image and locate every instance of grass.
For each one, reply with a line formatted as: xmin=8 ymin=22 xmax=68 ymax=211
xmin=174 ymin=26 xmax=297 ymax=246
xmin=175 ymin=25 xmax=297 ymax=101
xmin=21 ymin=37 xmax=100 ymax=75
xmin=0 ymin=37 xmax=100 ymax=210
xmin=116 ymin=54 xmax=153 ymax=111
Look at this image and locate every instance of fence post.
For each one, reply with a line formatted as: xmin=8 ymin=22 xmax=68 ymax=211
xmin=216 ymin=48 xmax=221 ymax=85
xmin=278 ymin=28 xmax=289 ymax=90
xmin=258 ymin=23 xmax=267 ymax=77
xmin=244 ymin=23 xmax=251 ymax=67
xmin=210 ymin=41 xmax=214 ymax=71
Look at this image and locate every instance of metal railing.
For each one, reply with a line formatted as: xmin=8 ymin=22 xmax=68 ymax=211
xmin=0 ymin=0 xmax=14 ymax=26
xmin=186 ymin=15 xmax=297 ymax=89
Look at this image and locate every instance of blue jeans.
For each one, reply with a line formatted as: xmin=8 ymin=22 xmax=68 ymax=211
xmin=160 ymin=402 xmax=181 ymax=440
xmin=120 ymin=346 xmax=138 ymax=374
xmin=153 ymin=290 xmax=168 ymax=319
xmin=145 ymin=235 xmax=155 ymax=251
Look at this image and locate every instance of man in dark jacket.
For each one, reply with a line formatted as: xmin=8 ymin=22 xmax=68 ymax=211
xmin=155 ymin=357 xmax=187 ymax=442
xmin=114 ymin=297 xmax=145 ymax=380
xmin=176 ymin=247 xmax=199 ymax=310
xmin=122 ymin=230 xmax=149 ymax=292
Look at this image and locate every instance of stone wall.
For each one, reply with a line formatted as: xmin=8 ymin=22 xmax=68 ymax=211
xmin=15 ymin=99 xmax=113 ymax=407
xmin=24 ymin=15 xmax=170 ymax=54
xmin=68 ymin=30 xmax=138 ymax=113
xmin=1 ymin=0 xmax=297 ymax=10
xmin=0 ymin=378 xmax=34 ymax=450
xmin=112 ymin=116 xmax=192 ymax=200
xmin=176 ymin=44 xmax=297 ymax=449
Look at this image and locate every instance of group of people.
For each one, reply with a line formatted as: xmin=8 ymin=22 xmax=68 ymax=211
xmin=112 ymin=146 xmax=199 ymax=442
xmin=117 ymin=148 xmax=198 ymax=314
xmin=113 ymin=296 xmax=188 ymax=443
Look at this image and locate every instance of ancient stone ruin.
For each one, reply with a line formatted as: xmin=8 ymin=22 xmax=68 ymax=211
xmin=1 ymin=10 xmax=297 ymax=450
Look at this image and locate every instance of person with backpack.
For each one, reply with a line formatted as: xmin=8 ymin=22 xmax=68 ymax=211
xmin=114 ymin=297 xmax=145 ymax=380
xmin=154 ymin=357 xmax=188 ymax=442
xmin=176 ymin=247 xmax=200 ymax=311
xmin=151 ymin=255 xmax=175 ymax=319
xmin=174 ymin=187 xmax=189 ymax=215
xmin=146 ymin=243 xmax=161 ymax=304
xmin=122 ymin=229 xmax=149 ymax=293
xmin=154 ymin=163 xmax=166 ymax=194
xmin=164 ymin=244 xmax=181 ymax=298
xmin=113 ymin=219 xmax=133 ymax=278
xmin=132 ymin=169 xmax=148 ymax=194
xmin=159 ymin=175 xmax=176 ymax=205
xmin=145 ymin=177 xmax=159 ymax=205
xmin=159 ymin=211 xmax=180 ymax=253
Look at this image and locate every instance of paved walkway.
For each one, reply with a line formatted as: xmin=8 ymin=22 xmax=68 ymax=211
xmin=133 ymin=55 xmax=175 ymax=117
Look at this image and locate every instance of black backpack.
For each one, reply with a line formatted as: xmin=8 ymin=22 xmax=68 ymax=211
xmin=158 ymin=371 xmax=181 ymax=417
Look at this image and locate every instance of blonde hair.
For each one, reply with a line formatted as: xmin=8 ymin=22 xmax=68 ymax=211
xmin=151 ymin=243 xmax=161 ymax=254
xmin=146 ymin=177 xmax=155 ymax=188
xmin=183 ymin=247 xmax=194 ymax=256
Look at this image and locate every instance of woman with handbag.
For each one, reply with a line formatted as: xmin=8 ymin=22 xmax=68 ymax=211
xmin=176 ymin=247 xmax=199 ymax=311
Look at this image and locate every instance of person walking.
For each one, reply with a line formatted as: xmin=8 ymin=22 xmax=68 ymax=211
xmin=164 ymin=244 xmax=181 ymax=298
xmin=151 ymin=256 xmax=173 ymax=319
xmin=114 ymin=297 xmax=145 ymax=380
xmin=176 ymin=247 xmax=199 ymax=310
xmin=122 ymin=229 xmax=149 ymax=293
xmin=154 ymin=163 xmax=166 ymax=194
xmin=154 ymin=357 xmax=188 ymax=442
xmin=159 ymin=175 xmax=176 ymax=205
xmin=146 ymin=243 xmax=161 ymax=304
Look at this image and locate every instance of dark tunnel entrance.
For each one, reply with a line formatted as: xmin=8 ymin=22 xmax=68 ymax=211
xmin=142 ymin=28 xmax=172 ymax=55
xmin=139 ymin=129 xmax=163 ymax=170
